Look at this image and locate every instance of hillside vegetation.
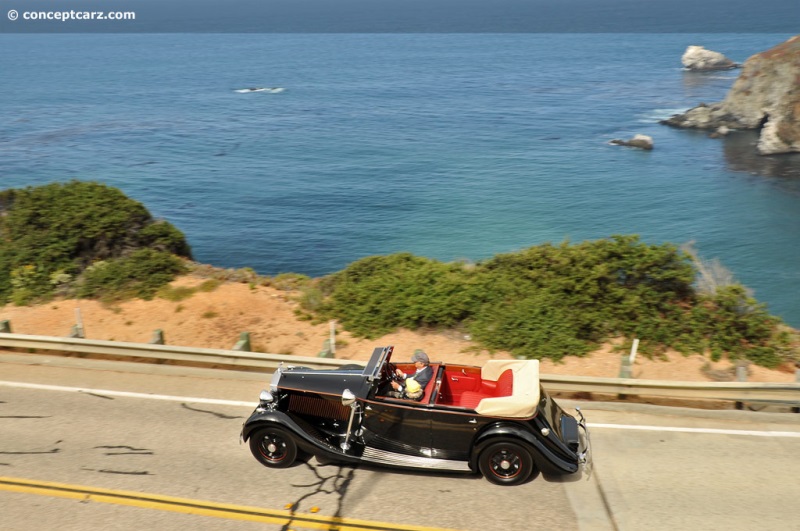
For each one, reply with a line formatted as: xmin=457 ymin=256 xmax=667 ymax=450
xmin=301 ymin=236 xmax=794 ymax=368
xmin=1 ymin=181 xmax=794 ymax=368
xmin=0 ymin=181 xmax=190 ymax=304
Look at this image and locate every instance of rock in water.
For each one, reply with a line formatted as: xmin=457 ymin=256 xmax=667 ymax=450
xmin=664 ymin=35 xmax=800 ymax=155
xmin=681 ymin=45 xmax=739 ymax=71
xmin=610 ymin=134 xmax=654 ymax=150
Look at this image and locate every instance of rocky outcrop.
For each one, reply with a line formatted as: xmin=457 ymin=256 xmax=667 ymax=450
xmin=663 ymin=35 xmax=800 ymax=155
xmin=610 ymin=134 xmax=654 ymax=150
xmin=682 ymin=45 xmax=739 ymax=71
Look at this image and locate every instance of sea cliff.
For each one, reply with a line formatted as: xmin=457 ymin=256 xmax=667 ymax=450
xmin=663 ymin=35 xmax=800 ymax=155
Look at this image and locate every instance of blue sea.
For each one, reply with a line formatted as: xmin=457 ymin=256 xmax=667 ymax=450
xmin=2 ymin=28 xmax=800 ymax=325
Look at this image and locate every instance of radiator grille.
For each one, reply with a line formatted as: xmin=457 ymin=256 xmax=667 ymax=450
xmin=288 ymin=393 xmax=350 ymax=421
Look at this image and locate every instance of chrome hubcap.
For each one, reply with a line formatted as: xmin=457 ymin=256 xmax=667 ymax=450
xmin=259 ymin=433 xmax=287 ymax=462
xmin=491 ymin=449 xmax=521 ymax=478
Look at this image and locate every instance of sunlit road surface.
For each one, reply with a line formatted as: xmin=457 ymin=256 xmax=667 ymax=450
xmin=0 ymin=475 xmax=459 ymax=530
xmin=0 ymin=357 xmax=579 ymax=531
xmin=2 ymin=354 xmax=799 ymax=530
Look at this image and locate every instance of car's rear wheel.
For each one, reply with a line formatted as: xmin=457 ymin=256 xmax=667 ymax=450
xmin=249 ymin=427 xmax=298 ymax=469
xmin=478 ymin=440 xmax=535 ymax=485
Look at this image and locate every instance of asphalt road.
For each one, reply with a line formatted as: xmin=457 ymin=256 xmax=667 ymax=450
xmin=1 ymin=354 xmax=799 ymax=530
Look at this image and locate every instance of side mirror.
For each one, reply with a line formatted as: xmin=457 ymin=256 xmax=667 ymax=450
xmin=341 ymin=389 xmax=356 ymax=407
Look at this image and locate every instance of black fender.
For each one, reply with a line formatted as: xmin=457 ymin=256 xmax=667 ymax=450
xmin=470 ymin=421 xmax=579 ymax=475
xmin=241 ymin=409 xmax=363 ymax=466
xmin=241 ymin=409 xmax=297 ymax=442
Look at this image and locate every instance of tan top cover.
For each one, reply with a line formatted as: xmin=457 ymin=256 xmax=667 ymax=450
xmin=474 ymin=359 xmax=540 ymax=418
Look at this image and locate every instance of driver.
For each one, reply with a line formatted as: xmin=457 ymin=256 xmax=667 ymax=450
xmin=389 ymin=350 xmax=433 ymax=399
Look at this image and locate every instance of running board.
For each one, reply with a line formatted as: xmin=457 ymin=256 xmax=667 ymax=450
xmin=362 ymin=446 xmax=471 ymax=472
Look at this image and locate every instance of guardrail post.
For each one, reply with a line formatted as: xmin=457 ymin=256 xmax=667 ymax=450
xmin=619 ymin=357 xmax=632 ymax=379
xmin=734 ymin=362 xmax=748 ymax=410
xmin=617 ymin=357 xmax=631 ymax=399
xmin=150 ymin=329 xmax=165 ymax=345
xmin=794 ymin=365 xmax=800 ymax=413
xmin=319 ymin=339 xmax=334 ymax=358
xmin=233 ymin=332 xmax=251 ymax=352
xmin=69 ymin=324 xmax=84 ymax=338
xmin=617 ymin=340 xmax=639 ymax=399
xmin=329 ymin=320 xmax=336 ymax=356
xmin=0 ymin=320 xmax=11 ymax=333
xmin=74 ymin=308 xmax=85 ymax=338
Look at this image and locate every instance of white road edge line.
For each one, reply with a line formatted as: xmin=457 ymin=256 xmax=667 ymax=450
xmin=2 ymin=380 xmax=799 ymax=438
xmin=588 ymin=422 xmax=800 ymax=438
xmin=0 ymin=380 xmax=255 ymax=408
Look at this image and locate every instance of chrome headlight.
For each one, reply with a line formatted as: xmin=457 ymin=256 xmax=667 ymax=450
xmin=259 ymin=390 xmax=274 ymax=403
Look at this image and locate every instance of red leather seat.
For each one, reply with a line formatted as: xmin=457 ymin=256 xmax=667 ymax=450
xmin=459 ymin=369 xmax=514 ymax=410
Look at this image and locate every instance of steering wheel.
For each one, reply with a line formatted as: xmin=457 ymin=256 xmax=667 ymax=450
xmin=384 ymin=361 xmax=400 ymax=382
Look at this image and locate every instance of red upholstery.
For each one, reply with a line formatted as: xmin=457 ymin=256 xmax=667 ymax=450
xmin=458 ymin=391 xmax=485 ymax=410
xmin=420 ymin=365 xmax=439 ymax=403
xmin=459 ymin=369 xmax=514 ymax=410
xmin=495 ymin=369 xmax=514 ymax=395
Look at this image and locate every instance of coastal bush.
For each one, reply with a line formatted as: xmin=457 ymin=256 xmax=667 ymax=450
xmin=0 ymin=181 xmax=192 ymax=304
xmin=313 ymin=253 xmax=475 ymax=337
xmin=76 ymin=249 xmax=187 ymax=301
xmin=308 ymin=236 xmax=793 ymax=367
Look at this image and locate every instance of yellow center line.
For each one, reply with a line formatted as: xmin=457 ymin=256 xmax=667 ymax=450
xmin=0 ymin=476 xmax=458 ymax=531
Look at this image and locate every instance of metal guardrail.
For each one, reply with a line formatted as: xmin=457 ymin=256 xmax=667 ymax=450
xmin=0 ymin=332 xmax=351 ymax=372
xmin=539 ymin=374 xmax=800 ymax=403
xmin=1 ymin=332 xmax=799 ymax=403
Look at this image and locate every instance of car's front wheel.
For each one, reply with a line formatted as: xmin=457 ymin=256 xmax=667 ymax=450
xmin=249 ymin=427 xmax=298 ymax=469
xmin=478 ymin=440 xmax=535 ymax=485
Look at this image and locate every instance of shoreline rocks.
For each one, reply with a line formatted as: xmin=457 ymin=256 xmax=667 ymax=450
xmin=681 ymin=45 xmax=739 ymax=71
xmin=663 ymin=35 xmax=800 ymax=155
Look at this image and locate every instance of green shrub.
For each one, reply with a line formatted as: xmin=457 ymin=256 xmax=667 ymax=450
xmin=307 ymin=237 xmax=794 ymax=367
xmin=77 ymin=249 xmax=187 ymax=301
xmin=0 ymin=181 xmax=191 ymax=304
xmin=316 ymin=253 xmax=474 ymax=338
xmin=468 ymin=291 xmax=592 ymax=361
xmin=157 ymin=285 xmax=197 ymax=302
xmin=198 ymin=279 xmax=222 ymax=292
xmin=271 ymin=272 xmax=311 ymax=291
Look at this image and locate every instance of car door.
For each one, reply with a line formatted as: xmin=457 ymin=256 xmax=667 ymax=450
xmin=360 ymin=399 xmax=433 ymax=456
xmin=427 ymin=407 xmax=489 ymax=461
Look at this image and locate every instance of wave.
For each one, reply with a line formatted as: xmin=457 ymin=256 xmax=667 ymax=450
xmin=234 ymin=87 xmax=285 ymax=94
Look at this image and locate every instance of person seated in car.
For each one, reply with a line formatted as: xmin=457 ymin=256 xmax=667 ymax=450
xmin=389 ymin=350 xmax=433 ymax=399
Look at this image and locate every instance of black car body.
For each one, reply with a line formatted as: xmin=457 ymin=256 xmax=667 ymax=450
xmin=241 ymin=346 xmax=590 ymax=485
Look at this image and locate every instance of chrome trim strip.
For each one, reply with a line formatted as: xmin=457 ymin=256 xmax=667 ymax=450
xmin=362 ymin=446 xmax=471 ymax=471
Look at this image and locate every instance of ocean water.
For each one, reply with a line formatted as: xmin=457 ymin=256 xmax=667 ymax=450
xmin=1 ymin=32 xmax=800 ymax=326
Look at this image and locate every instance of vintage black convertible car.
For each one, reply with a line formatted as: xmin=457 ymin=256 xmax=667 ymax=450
xmin=241 ymin=346 xmax=590 ymax=485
